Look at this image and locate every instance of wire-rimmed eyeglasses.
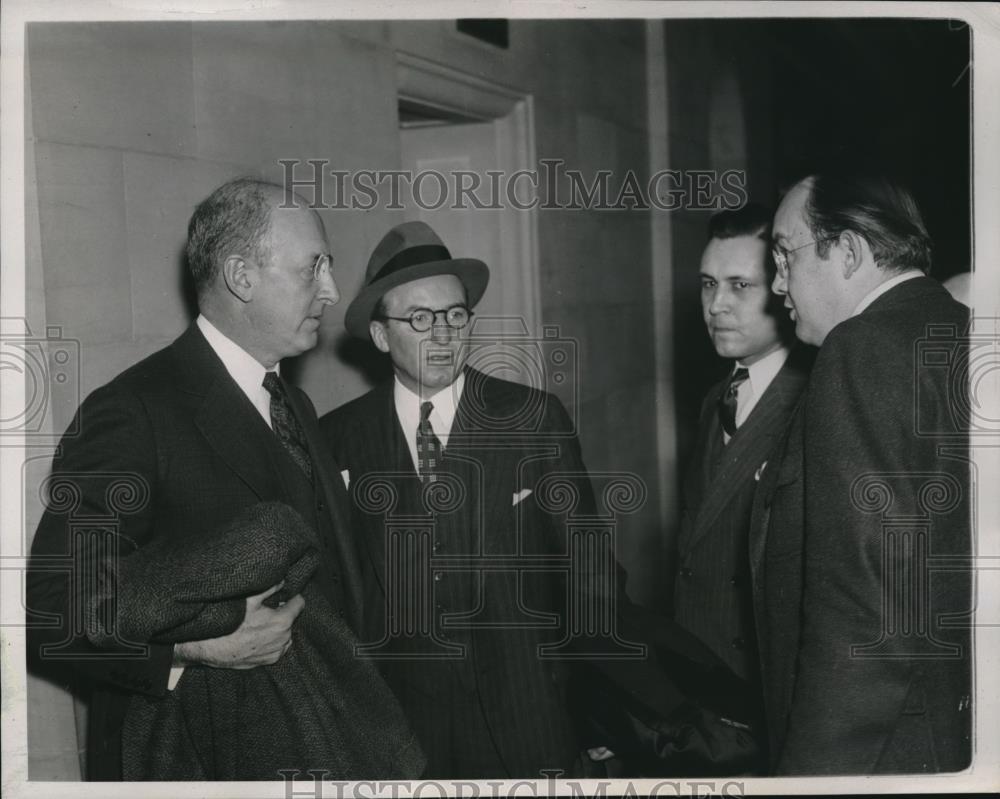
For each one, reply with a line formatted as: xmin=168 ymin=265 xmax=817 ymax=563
xmin=379 ymin=304 xmax=473 ymax=333
xmin=311 ymin=253 xmax=334 ymax=282
xmin=771 ymin=235 xmax=839 ymax=276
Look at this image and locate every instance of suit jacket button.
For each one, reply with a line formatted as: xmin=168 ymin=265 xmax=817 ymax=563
xmin=317 ymin=501 xmax=325 ymax=512
xmin=730 ymin=574 xmax=740 ymax=586
xmin=731 ymin=637 xmax=745 ymax=650
xmin=679 ymin=567 xmax=693 ymax=579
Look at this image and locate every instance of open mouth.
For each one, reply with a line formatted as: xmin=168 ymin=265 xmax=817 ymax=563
xmin=426 ymin=350 xmax=455 ymax=366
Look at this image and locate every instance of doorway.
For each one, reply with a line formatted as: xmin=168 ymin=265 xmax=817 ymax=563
xmin=396 ymin=54 xmax=541 ymax=387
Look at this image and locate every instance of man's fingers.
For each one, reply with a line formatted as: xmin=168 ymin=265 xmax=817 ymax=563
xmin=248 ymin=580 xmax=286 ymax=606
xmin=277 ymin=593 xmax=306 ymax=620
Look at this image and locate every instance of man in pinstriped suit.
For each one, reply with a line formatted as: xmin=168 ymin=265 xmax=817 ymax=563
xmin=321 ymin=221 xmax=599 ymax=778
xmin=671 ymin=204 xmax=812 ymax=768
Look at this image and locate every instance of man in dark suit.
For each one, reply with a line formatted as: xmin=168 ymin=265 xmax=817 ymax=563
xmin=753 ymin=173 xmax=972 ymax=774
xmin=27 ymin=178 xmax=363 ymax=779
xmin=673 ymin=204 xmax=810 ymax=756
xmin=320 ymin=220 xmax=596 ymax=778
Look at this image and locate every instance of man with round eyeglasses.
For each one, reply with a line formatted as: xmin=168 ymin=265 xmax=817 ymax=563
xmin=321 ymin=220 xmax=590 ymax=778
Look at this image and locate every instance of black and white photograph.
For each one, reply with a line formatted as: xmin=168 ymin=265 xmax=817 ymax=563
xmin=1 ymin=1 xmax=998 ymax=796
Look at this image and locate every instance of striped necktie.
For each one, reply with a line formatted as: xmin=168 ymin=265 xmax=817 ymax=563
xmin=718 ymin=366 xmax=750 ymax=438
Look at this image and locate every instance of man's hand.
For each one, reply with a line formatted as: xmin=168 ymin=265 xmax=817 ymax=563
xmin=587 ymin=746 xmax=615 ymax=761
xmin=173 ymin=582 xmax=305 ymax=669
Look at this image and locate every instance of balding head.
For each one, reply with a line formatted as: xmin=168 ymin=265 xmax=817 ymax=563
xmin=186 ymin=178 xmax=292 ymax=298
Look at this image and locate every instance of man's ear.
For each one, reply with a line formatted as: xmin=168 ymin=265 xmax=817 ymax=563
xmin=840 ymin=231 xmax=868 ymax=279
xmin=222 ymin=255 xmax=254 ymax=302
xmin=370 ymin=320 xmax=390 ymax=354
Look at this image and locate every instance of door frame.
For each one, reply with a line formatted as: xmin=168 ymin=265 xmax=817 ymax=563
xmin=395 ymin=52 xmax=541 ymax=337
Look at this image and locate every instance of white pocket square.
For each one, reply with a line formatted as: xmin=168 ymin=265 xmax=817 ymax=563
xmin=513 ymin=488 xmax=532 ymax=506
xmin=754 ymin=461 xmax=768 ymax=482
xmin=341 ymin=469 xmax=350 ymax=489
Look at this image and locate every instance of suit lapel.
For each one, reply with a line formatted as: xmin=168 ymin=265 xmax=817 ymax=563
xmin=687 ymin=354 xmax=808 ymax=546
xmin=176 ymin=325 xmax=282 ymax=501
xmin=355 ymin=383 xmax=416 ymax=592
xmin=748 ymin=396 xmax=805 ymax=582
xmin=452 ymin=377 xmax=504 ymax=544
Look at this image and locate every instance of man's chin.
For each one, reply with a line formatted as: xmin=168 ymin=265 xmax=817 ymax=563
xmin=419 ymin=365 xmax=458 ymax=388
xmin=288 ymin=331 xmax=319 ymax=358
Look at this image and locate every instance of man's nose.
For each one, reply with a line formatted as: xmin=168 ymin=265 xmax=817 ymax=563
xmin=430 ymin=319 xmax=455 ymax=343
xmin=316 ymin=271 xmax=340 ymax=306
xmin=772 ymin=270 xmax=787 ymax=296
xmin=708 ymin=288 xmax=727 ymax=315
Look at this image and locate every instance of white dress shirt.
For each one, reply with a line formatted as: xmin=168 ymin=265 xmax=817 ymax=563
xmin=394 ymin=372 xmax=465 ymax=472
xmin=196 ymin=314 xmax=274 ymax=428
xmin=852 ymin=270 xmax=923 ymax=317
xmin=723 ymin=345 xmax=790 ymax=444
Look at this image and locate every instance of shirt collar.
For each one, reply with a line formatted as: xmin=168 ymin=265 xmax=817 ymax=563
xmin=197 ymin=314 xmax=274 ymax=396
xmin=737 ymin=345 xmax=789 ymax=398
xmin=393 ymin=371 xmax=466 ymax=437
xmin=852 ymin=270 xmax=923 ymax=317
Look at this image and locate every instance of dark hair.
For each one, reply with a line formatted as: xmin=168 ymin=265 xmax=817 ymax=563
xmin=186 ymin=177 xmax=278 ymax=294
xmin=803 ymin=173 xmax=932 ymax=274
xmin=707 ymin=202 xmax=772 ymax=243
xmin=706 ymin=202 xmax=774 ymax=279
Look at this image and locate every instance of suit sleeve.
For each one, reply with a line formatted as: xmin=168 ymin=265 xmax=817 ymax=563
xmin=27 ymin=381 xmax=174 ymax=697
xmin=776 ymin=319 xmax=960 ymax=773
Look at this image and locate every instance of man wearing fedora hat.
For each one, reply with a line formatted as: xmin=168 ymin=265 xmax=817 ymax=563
xmin=321 ymin=220 xmax=602 ymax=778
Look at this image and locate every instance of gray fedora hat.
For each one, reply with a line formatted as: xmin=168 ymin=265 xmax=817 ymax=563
xmin=345 ymin=221 xmax=490 ymax=339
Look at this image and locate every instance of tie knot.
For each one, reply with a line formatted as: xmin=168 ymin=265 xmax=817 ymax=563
xmin=727 ymin=367 xmax=750 ymax=395
xmin=420 ymin=401 xmax=434 ymax=423
xmin=262 ymin=371 xmax=283 ymax=397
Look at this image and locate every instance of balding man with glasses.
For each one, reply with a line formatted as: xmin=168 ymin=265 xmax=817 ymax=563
xmin=749 ymin=173 xmax=972 ymax=775
xmin=26 ymin=178 xmax=423 ymax=780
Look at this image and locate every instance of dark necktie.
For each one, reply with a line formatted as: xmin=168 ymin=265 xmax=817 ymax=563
xmin=416 ymin=401 xmax=443 ymax=484
xmin=718 ymin=366 xmax=750 ymax=438
xmin=263 ymin=372 xmax=313 ymax=481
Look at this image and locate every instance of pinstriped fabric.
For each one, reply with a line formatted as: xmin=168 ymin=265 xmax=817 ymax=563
xmin=673 ymin=348 xmax=811 ymax=682
xmin=320 ymin=370 xmax=587 ymax=778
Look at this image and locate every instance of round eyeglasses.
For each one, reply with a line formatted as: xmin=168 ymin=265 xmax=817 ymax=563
xmin=380 ymin=305 xmax=473 ymax=333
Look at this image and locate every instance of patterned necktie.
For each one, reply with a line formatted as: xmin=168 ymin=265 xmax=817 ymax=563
xmin=718 ymin=366 xmax=750 ymax=438
xmin=262 ymin=372 xmax=313 ymax=481
xmin=416 ymin=401 xmax=443 ymax=484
